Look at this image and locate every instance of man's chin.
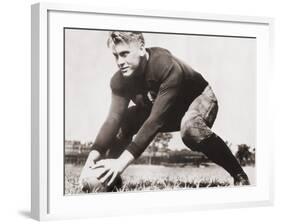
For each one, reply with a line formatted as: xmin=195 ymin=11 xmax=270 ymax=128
xmin=121 ymin=71 xmax=133 ymax=77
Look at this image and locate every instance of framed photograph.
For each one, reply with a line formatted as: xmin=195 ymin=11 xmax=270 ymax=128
xmin=31 ymin=2 xmax=274 ymax=221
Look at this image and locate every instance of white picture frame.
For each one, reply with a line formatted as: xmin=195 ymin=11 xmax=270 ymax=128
xmin=31 ymin=2 xmax=274 ymax=221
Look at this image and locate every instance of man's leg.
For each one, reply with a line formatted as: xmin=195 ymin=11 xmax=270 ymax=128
xmin=180 ymin=85 xmax=249 ymax=185
xmin=195 ymin=133 xmax=249 ymax=185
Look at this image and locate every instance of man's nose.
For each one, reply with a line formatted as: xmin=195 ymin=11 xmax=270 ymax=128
xmin=117 ymin=57 xmax=125 ymax=67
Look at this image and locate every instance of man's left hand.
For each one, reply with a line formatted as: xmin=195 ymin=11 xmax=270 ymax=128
xmin=91 ymin=150 xmax=135 ymax=186
xmin=91 ymin=159 xmax=126 ymax=186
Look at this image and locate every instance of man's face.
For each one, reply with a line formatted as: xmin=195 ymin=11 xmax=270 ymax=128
xmin=111 ymin=41 xmax=145 ymax=77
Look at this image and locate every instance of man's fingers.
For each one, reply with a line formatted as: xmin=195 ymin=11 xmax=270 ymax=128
xmin=84 ymin=156 xmax=97 ymax=168
xmin=99 ymin=170 xmax=113 ymax=184
xmin=95 ymin=168 xmax=109 ymax=179
xmin=90 ymin=164 xmax=104 ymax=169
xmin=91 ymin=159 xmax=108 ymax=168
xmin=79 ymin=167 xmax=89 ymax=184
xmin=107 ymin=172 xmax=118 ymax=186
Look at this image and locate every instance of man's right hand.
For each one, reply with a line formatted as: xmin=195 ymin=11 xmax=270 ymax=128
xmin=78 ymin=150 xmax=101 ymax=187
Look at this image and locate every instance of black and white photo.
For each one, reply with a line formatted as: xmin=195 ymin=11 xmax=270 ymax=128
xmin=64 ymin=30 xmax=256 ymax=194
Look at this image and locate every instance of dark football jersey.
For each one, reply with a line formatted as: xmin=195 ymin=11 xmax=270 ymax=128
xmin=94 ymin=47 xmax=208 ymax=158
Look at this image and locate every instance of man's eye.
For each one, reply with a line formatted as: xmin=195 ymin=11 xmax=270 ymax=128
xmin=120 ymin=52 xmax=129 ymax=57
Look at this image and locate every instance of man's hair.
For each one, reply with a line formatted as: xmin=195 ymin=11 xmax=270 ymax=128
xmin=107 ymin=31 xmax=145 ymax=48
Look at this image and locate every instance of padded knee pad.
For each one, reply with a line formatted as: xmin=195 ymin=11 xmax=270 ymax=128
xmin=181 ymin=115 xmax=214 ymax=151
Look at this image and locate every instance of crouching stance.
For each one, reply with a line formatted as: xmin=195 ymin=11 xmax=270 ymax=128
xmin=79 ymin=32 xmax=249 ymax=192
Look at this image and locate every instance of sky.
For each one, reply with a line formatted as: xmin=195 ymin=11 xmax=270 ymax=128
xmin=64 ymin=29 xmax=256 ymax=151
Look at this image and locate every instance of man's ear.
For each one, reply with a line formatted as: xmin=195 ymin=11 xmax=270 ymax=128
xmin=139 ymin=44 xmax=146 ymax=57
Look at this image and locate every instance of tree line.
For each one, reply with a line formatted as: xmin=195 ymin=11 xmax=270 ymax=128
xmin=65 ymin=133 xmax=255 ymax=167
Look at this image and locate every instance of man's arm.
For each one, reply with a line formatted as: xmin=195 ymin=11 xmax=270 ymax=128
xmin=79 ymin=93 xmax=129 ymax=187
xmin=91 ymin=93 xmax=130 ymax=156
xmin=126 ymin=63 xmax=183 ymax=158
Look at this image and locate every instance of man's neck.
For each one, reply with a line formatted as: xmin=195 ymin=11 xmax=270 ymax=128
xmin=145 ymin=50 xmax=149 ymax=61
xmin=137 ymin=50 xmax=149 ymax=74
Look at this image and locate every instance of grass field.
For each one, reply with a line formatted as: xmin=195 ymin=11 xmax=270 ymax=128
xmin=65 ymin=163 xmax=255 ymax=195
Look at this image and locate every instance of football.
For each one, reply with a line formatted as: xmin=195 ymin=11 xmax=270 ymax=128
xmin=79 ymin=166 xmax=108 ymax=193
